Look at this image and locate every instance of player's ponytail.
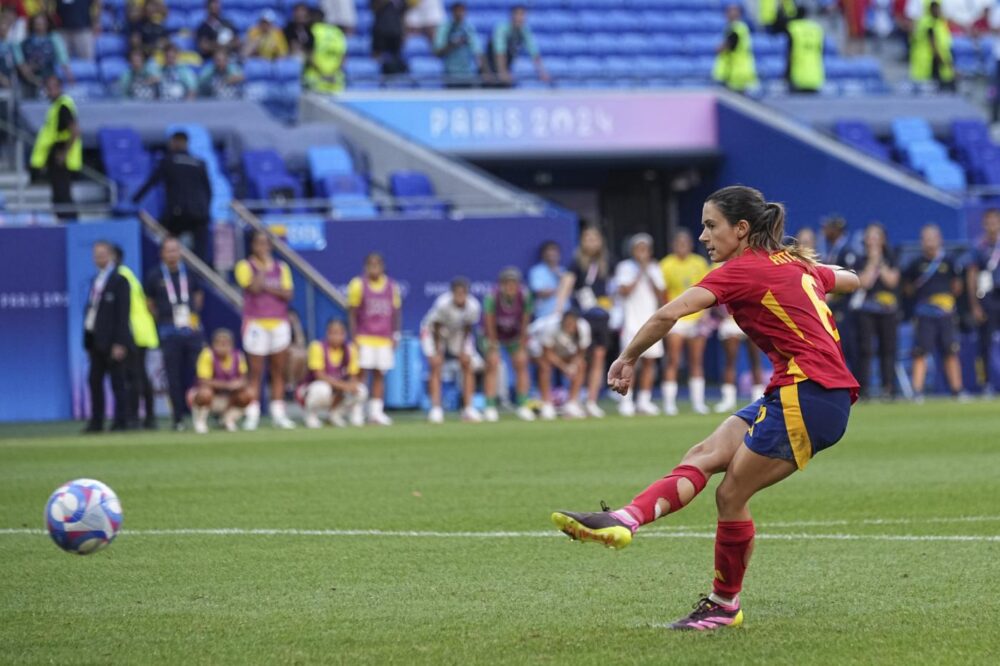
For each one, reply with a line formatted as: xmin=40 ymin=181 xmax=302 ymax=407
xmin=705 ymin=186 xmax=817 ymax=263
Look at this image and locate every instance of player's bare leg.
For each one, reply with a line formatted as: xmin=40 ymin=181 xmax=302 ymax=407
xmin=911 ymin=354 xmax=928 ymax=401
xmin=563 ymin=352 xmax=586 ymax=419
xmin=427 ymin=353 xmax=444 ymax=424
xmin=943 ymin=353 xmax=967 ymax=400
xmin=662 ymin=335 xmax=684 ymax=415
xmin=369 ymin=369 xmax=392 ymax=425
xmin=584 ymin=345 xmax=607 ymax=418
xmin=715 ymin=337 xmax=740 ymax=413
xmin=668 ymin=445 xmax=796 ymax=631
xmin=244 ymin=354 xmax=265 ymax=430
xmin=537 ymin=355 xmax=555 ymax=420
xmin=512 ymin=348 xmax=536 ymax=421
xmin=551 ymin=416 xmax=749 ymax=549
xmin=269 ymin=349 xmax=295 ymax=429
xmin=687 ymin=336 xmax=708 ymax=414
xmin=459 ymin=353 xmax=482 ymax=422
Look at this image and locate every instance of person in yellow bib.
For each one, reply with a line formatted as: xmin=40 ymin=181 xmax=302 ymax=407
xmin=113 ymin=244 xmax=159 ymax=430
xmin=30 ymin=76 xmax=80 ymax=221
xmin=785 ymin=7 xmax=826 ymax=94
xmin=758 ymin=0 xmax=798 ymax=33
xmin=659 ymin=230 xmax=710 ymax=415
xmin=910 ymin=1 xmax=955 ymax=91
xmin=713 ymin=4 xmax=758 ymax=93
xmin=304 ymin=20 xmax=347 ymax=93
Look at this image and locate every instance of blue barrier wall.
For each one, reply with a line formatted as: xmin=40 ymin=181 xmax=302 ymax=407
xmin=0 ymin=227 xmax=70 ymax=421
xmin=714 ymin=101 xmax=966 ymax=242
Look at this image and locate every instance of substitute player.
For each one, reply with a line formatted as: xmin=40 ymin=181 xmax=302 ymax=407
xmin=235 ymin=231 xmax=296 ymax=430
xmin=483 ymin=267 xmax=535 ymax=421
xmin=189 ymin=329 xmax=252 ymax=434
xmin=421 ymin=277 xmax=484 ymax=424
xmin=528 ymin=311 xmax=591 ymax=419
xmin=348 ymin=253 xmax=402 ymax=426
xmin=551 ymin=186 xmax=860 ymax=631
xmin=659 ymin=229 xmax=711 ymax=415
xmin=300 ymin=319 xmax=367 ymax=429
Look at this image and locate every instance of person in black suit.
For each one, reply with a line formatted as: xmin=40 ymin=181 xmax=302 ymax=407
xmin=83 ymin=240 xmax=133 ymax=433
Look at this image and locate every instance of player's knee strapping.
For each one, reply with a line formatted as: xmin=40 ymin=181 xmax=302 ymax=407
xmin=624 ymin=464 xmax=708 ymax=524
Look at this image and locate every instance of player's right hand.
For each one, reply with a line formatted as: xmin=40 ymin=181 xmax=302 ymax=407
xmin=607 ymin=357 xmax=634 ymax=395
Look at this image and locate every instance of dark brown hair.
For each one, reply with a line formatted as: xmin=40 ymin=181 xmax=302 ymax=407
xmin=705 ymin=185 xmax=816 ymax=263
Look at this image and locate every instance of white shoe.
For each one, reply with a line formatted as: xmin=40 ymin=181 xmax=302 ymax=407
xmin=692 ymin=403 xmax=710 ymax=415
xmin=618 ymin=400 xmax=636 ymax=417
xmin=243 ymin=415 xmax=259 ymax=431
xmin=714 ymin=398 xmax=737 ymax=414
xmin=562 ymin=401 xmax=586 ymax=419
xmin=516 ymin=405 xmax=537 ymax=422
xmin=350 ymin=405 xmax=365 ymax=427
xmin=636 ymin=401 xmax=661 ymax=416
xmin=193 ymin=419 xmax=209 ymax=435
xmin=483 ymin=406 xmax=499 ymax=422
xmin=370 ymin=411 xmax=393 ymax=426
xmin=273 ymin=414 xmax=297 ymax=430
xmin=304 ymin=413 xmax=323 ymax=429
xmin=330 ymin=410 xmax=348 ymax=428
xmin=662 ymin=401 xmax=678 ymax=416
xmin=223 ymin=418 xmax=239 ymax=432
xmin=428 ymin=406 xmax=445 ymax=424
xmin=584 ymin=401 xmax=605 ymax=418
xmin=462 ymin=406 xmax=483 ymax=422
xmin=539 ymin=403 xmax=557 ymax=420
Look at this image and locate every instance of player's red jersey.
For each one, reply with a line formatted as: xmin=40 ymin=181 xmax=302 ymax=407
xmin=696 ymin=248 xmax=859 ymax=401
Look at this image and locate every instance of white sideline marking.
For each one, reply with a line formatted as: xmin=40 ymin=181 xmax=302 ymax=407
xmin=2 ymin=528 xmax=999 ymax=543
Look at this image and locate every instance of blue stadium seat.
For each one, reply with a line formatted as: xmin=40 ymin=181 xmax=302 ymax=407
xmin=347 ymin=34 xmax=368 ymax=56
xmin=892 ymin=117 xmax=934 ymax=148
xmin=251 ymin=173 xmax=304 ymax=202
xmin=905 ymin=140 xmax=949 ymax=170
xmin=923 ymin=162 xmax=967 ymax=191
xmin=308 ymin=145 xmax=355 ymax=195
xmin=98 ymin=126 xmax=144 ymax=160
xmin=403 ymin=36 xmax=432 ymax=57
xmin=344 ymin=58 xmax=380 ymax=80
xmin=243 ymin=58 xmax=273 ymax=81
xmin=330 ymin=194 xmax=379 ymax=219
xmin=99 ymin=57 xmax=128 ymax=85
xmin=70 ymin=60 xmax=99 ymax=82
xmin=165 ymin=11 xmax=188 ymax=33
xmin=389 ymin=170 xmax=448 ymax=215
xmin=409 ymin=56 xmax=443 ymax=78
xmin=96 ymin=34 xmax=127 ymax=59
xmin=325 ymin=173 xmax=369 ymax=196
xmin=273 ymin=57 xmax=304 ymax=82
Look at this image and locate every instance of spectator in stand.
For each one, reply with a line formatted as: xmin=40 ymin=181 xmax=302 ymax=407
xmin=820 ymin=216 xmax=858 ymax=371
xmin=614 ymin=233 xmax=665 ymax=417
xmin=129 ymin=0 xmax=169 ymax=59
xmin=156 ymin=43 xmax=197 ymax=101
xmin=785 ymin=5 xmax=826 ymax=93
xmin=553 ymin=226 xmax=612 ymax=418
xmin=796 ymin=226 xmax=817 ymax=252
xmin=903 ymin=224 xmax=965 ymax=401
xmin=197 ymin=0 xmax=240 ymax=59
xmin=483 ymin=267 xmax=536 ymax=420
xmin=190 ymin=328 xmax=252 ymax=434
xmin=301 ymin=319 xmax=368 ymax=429
xmin=435 ymin=2 xmax=484 ymax=87
xmin=30 ymin=76 xmax=79 ymax=221
xmin=840 ymin=0 xmax=869 ymax=55
xmin=145 ymin=237 xmax=205 ymax=431
xmin=966 ymin=209 xmax=1000 ymax=395
xmin=529 ymin=310 xmax=590 ymax=420
xmin=407 ymin=0 xmax=444 ymax=42
xmin=910 ymin=1 xmax=955 ymax=91
xmin=421 ymin=277 xmax=483 ymax=424
xmin=285 ymin=3 xmax=315 ymax=56
xmin=528 ymin=240 xmax=564 ymax=320
xmin=320 ymin=0 xmax=358 ymax=35
xmin=54 ymin=0 xmax=97 ymax=61
xmin=132 ymin=131 xmax=213 ymax=262
xmin=348 ymin=252 xmax=402 ymax=426
xmin=118 ymin=48 xmax=159 ymax=99
xmin=659 ymin=230 xmax=710 ymax=416
xmin=112 ymin=244 xmax=159 ymax=430
xmin=243 ymin=10 xmax=289 ymax=60
xmin=198 ymin=48 xmax=244 ymax=98
xmin=0 ymin=3 xmax=26 ymax=44
xmin=83 ymin=240 xmax=132 ymax=433
xmin=303 ymin=18 xmax=347 ymax=93
xmin=236 ymin=231 xmax=297 ymax=430
xmin=488 ymin=4 xmax=548 ymax=86
xmin=0 ymin=10 xmax=18 ymax=89
xmin=759 ymin=0 xmax=798 ymax=33
xmin=371 ymin=0 xmax=408 ymax=75
xmin=15 ymin=14 xmax=72 ymax=98
xmin=713 ymin=3 xmax=758 ymax=93
xmin=855 ymin=223 xmax=900 ymax=400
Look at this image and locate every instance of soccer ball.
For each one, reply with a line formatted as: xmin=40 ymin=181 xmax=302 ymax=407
xmin=45 ymin=479 xmax=123 ymax=555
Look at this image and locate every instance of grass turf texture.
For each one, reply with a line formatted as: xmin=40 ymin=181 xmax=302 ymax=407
xmin=1 ymin=400 xmax=998 ymax=664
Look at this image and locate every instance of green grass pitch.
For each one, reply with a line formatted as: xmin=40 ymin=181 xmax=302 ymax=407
xmin=2 ymin=400 xmax=999 ymax=664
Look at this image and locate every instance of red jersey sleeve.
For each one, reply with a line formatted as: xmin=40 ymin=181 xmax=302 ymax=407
xmin=696 ymin=261 xmax=741 ymax=305
xmin=811 ymin=264 xmax=836 ymax=294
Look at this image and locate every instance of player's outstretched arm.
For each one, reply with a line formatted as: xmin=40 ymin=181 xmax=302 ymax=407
xmin=821 ymin=265 xmax=861 ymax=294
xmin=608 ymin=286 xmax=716 ymax=394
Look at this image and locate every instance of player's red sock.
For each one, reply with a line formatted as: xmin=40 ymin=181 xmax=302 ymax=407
xmin=712 ymin=520 xmax=755 ymax=600
xmin=620 ymin=465 xmax=708 ymax=525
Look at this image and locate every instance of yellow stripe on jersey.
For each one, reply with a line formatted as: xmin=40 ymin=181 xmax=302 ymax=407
xmin=779 ymin=384 xmax=813 ymax=470
xmin=306 ymin=340 xmax=326 ymax=372
xmin=761 ymin=289 xmax=809 ymax=343
xmin=196 ymin=349 xmax=246 ymax=381
xmin=235 ymin=259 xmax=293 ymax=290
xmin=347 ymin=276 xmax=402 ymax=309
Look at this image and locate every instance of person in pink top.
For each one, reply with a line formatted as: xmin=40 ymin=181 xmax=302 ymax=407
xmin=347 ymin=253 xmax=402 ymax=425
xmin=234 ymin=231 xmax=296 ymax=430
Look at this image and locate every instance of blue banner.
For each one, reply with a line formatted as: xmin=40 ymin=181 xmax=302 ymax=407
xmin=66 ymin=220 xmax=141 ymax=420
xmin=0 ymin=227 xmax=70 ymax=422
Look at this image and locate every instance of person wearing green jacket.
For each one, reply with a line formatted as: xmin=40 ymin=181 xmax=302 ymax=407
xmin=713 ymin=4 xmax=758 ymax=93
xmin=910 ymin=1 xmax=954 ymax=91
xmin=114 ymin=245 xmax=160 ymax=430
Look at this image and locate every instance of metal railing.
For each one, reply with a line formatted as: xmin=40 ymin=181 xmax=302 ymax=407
xmin=137 ymin=209 xmax=243 ymax=311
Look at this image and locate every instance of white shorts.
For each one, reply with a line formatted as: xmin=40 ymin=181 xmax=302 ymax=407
xmin=621 ymin=329 xmax=664 ymax=359
xmin=420 ymin=327 xmax=477 ymax=359
xmin=405 ymin=0 xmax=446 ymax=28
xmin=358 ymin=343 xmax=396 ymax=372
xmin=668 ymin=319 xmax=704 ymax=339
xmin=242 ymin=319 xmax=291 ymax=356
xmin=718 ymin=317 xmax=746 ymax=341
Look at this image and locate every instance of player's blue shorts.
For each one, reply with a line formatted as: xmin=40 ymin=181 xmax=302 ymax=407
xmin=734 ymin=380 xmax=852 ymax=470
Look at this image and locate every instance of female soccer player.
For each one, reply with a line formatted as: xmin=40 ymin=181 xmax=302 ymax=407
xmin=300 ymin=319 xmax=368 ymax=429
xmin=189 ymin=329 xmax=252 ymax=434
xmin=551 ymin=186 xmax=860 ymax=631
xmin=235 ymin=231 xmax=297 ymax=430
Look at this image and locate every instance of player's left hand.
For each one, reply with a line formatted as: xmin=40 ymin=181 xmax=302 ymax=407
xmin=607 ymin=357 xmax=634 ymax=395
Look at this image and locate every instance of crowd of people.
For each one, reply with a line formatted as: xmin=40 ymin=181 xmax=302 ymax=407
xmin=80 ymin=208 xmax=1000 ymax=433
